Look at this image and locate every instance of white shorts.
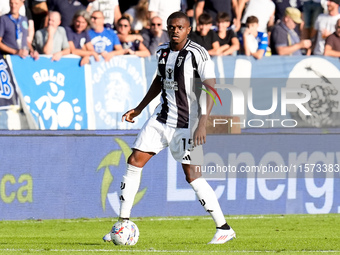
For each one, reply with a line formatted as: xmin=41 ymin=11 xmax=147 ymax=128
xmin=133 ymin=115 xmax=204 ymax=165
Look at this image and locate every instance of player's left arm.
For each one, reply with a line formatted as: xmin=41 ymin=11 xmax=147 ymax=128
xmin=194 ymin=77 xmax=216 ymax=146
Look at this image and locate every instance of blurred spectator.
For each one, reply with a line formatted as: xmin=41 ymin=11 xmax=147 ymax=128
xmin=66 ymin=10 xmax=99 ymax=66
xmin=86 ymin=0 xmax=121 ymax=29
xmin=89 ymin=10 xmax=124 ymax=61
xmin=34 ymin=11 xmax=70 ymax=61
xmin=117 ymin=16 xmax=150 ymax=57
xmin=272 ymin=0 xmax=303 ymax=39
xmin=0 ymin=0 xmax=38 ymax=59
xmin=238 ymin=0 xmax=275 ymax=34
xmin=190 ymin=13 xmax=220 ymax=55
xmin=124 ymin=0 xmax=149 ymax=33
xmin=141 ymin=16 xmax=169 ymax=55
xmin=48 ymin=0 xmax=87 ymax=28
xmin=302 ymin=0 xmax=323 ymax=40
xmin=270 ymin=7 xmax=311 ymax=56
xmin=148 ymin=0 xmax=181 ymax=30
xmin=0 ymin=0 xmax=35 ymax=47
xmin=215 ymin=12 xmax=239 ymax=56
xmin=324 ymin=18 xmax=340 ymax=57
xmin=241 ymin=16 xmax=268 ymax=59
xmin=312 ymin=0 xmax=340 ymax=55
xmin=195 ymin=0 xmax=238 ymax=29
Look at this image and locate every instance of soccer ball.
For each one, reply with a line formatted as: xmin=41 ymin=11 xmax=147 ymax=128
xmin=110 ymin=220 xmax=139 ymax=245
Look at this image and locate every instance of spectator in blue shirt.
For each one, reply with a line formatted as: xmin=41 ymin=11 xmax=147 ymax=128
xmin=241 ymin=15 xmax=268 ymax=59
xmin=88 ymin=10 xmax=124 ymax=61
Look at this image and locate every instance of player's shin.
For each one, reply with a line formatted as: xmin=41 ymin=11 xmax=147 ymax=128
xmin=190 ymin=177 xmax=228 ymax=228
xmin=119 ymin=164 xmax=143 ymax=219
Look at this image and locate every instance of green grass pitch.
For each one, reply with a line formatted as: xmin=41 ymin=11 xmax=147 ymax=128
xmin=0 ymin=214 xmax=339 ymax=254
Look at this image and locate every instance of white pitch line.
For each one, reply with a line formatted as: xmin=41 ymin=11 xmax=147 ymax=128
xmin=0 ymin=249 xmax=339 ymax=253
xmin=7 ymin=214 xmax=336 ymax=224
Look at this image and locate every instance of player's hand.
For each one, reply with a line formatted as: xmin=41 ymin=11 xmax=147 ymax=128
xmin=193 ymin=123 xmax=206 ymax=146
xmin=122 ymin=108 xmax=141 ymax=123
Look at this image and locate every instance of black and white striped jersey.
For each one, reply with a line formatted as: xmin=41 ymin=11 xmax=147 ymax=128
xmin=154 ymin=39 xmax=215 ymax=128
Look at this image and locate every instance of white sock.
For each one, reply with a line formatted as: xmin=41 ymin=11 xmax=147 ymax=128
xmin=119 ymin=164 xmax=143 ymax=219
xmin=190 ymin=177 xmax=226 ymax=228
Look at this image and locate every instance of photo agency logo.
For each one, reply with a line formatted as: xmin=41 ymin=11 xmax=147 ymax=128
xmin=198 ymin=78 xmax=315 ymax=128
xmin=201 ymin=83 xmax=222 ymax=106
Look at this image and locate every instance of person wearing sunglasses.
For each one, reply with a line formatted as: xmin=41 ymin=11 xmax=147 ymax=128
xmin=86 ymin=0 xmax=122 ymax=29
xmin=88 ymin=10 xmax=124 ymax=61
xmin=141 ymin=16 xmax=169 ymax=55
xmin=116 ymin=16 xmax=150 ymax=57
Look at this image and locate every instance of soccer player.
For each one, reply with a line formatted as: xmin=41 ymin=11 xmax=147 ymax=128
xmin=103 ymin=11 xmax=236 ymax=244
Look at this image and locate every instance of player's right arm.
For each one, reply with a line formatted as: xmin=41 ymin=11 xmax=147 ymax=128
xmin=122 ymin=75 xmax=162 ymax=123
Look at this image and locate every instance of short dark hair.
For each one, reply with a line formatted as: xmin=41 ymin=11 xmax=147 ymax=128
xmin=246 ymin=15 xmax=259 ymax=25
xmin=198 ymin=13 xmax=213 ymax=25
xmin=216 ymin=12 xmax=230 ymax=23
xmin=167 ymin=11 xmax=190 ymax=26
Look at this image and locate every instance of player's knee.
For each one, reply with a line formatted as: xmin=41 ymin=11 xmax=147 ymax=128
xmin=127 ymin=154 xmax=140 ymax=167
xmin=127 ymin=150 xmax=151 ymax=168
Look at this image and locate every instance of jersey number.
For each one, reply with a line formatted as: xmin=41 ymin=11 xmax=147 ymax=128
xmin=182 ymin=138 xmax=194 ymax=151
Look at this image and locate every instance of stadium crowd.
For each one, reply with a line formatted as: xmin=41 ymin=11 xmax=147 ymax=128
xmin=1 ymin=0 xmax=340 ymax=64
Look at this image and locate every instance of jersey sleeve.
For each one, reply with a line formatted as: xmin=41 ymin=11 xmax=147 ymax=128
xmin=194 ymin=47 xmax=215 ymax=82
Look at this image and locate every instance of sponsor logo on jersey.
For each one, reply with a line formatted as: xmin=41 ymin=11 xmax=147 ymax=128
xmin=163 ymin=80 xmax=178 ymax=91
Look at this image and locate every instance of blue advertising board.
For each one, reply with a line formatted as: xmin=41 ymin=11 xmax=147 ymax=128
xmin=0 ymin=131 xmax=339 ymax=220
xmin=9 ymin=56 xmax=88 ymax=129
xmin=89 ymin=56 xmax=148 ymax=129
